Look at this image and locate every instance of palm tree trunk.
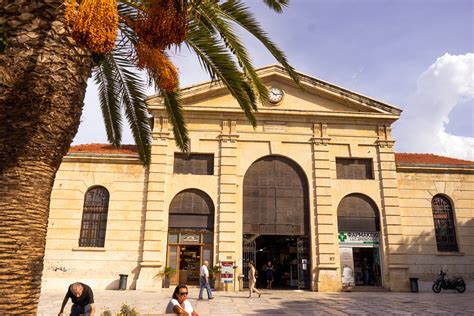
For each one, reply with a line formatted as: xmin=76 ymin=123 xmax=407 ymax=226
xmin=0 ymin=1 xmax=93 ymax=313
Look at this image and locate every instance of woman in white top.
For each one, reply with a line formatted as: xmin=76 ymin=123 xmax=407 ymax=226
xmin=165 ymin=285 xmax=199 ymax=316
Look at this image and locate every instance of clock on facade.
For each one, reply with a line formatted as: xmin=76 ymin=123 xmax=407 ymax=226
xmin=268 ymin=86 xmax=284 ymax=104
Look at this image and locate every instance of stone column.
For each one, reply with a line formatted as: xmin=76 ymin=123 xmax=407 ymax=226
xmin=216 ymin=119 xmax=239 ymax=291
xmin=311 ymin=123 xmax=340 ymax=291
xmin=376 ymin=125 xmax=409 ymax=291
xmin=136 ymin=116 xmax=170 ymax=290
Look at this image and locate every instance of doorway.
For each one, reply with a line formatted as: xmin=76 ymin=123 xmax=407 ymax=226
xmin=352 ymin=247 xmax=382 ymax=286
xmin=244 ymin=235 xmax=310 ymax=289
xmin=179 ymin=245 xmax=201 ymax=285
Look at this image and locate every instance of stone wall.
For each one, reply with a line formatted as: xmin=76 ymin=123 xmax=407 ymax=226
xmin=397 ymin=167 xmax=474 ymax=291
xmin=42 ymin=155 xmax=146 ymax=290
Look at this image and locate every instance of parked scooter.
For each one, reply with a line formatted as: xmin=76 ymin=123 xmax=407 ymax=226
xmin=432 ymin=270 xmax=466 ymax=293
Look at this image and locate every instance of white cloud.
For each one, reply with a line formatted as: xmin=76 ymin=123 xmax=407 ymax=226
xmin=393 ymin=53 xmax=474 ymax=160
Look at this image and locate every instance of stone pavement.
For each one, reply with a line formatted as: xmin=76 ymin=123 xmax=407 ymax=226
xmin=38 ymin=287 xmax=474 ymax=315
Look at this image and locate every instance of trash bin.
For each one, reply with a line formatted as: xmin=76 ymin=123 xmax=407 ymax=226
xmin=119 ymin=274 xmax=128 ymax=290
xmin=409 ymin=277 xmax=418 ymax=293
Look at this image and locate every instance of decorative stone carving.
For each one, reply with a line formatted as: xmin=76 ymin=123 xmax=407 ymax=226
xmin=310 ymin=122 xmax=331 ymax=145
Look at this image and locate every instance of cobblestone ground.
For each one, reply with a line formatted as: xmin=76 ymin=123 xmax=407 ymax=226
xmin=38 ymin=288 xmax=474 ymax=315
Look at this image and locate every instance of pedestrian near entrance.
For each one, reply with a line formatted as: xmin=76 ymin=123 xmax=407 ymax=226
xmin=198 ymin=260 xmax=213 ymax=300
xmin=248 ymin=261 xmax=261 ymax=298
xmin=58 ymin=282 xmax=95 ymax=316
xmin=165 ymin=285 xmax=199 ymax=316
xmin=264 ymin=261 xmax=275 ymax=289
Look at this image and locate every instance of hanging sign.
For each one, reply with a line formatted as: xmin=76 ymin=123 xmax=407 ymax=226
xmin=220 ymin=261 xmax=234 ymax=284
xmin=338 ymin=231 xmax=379 ymax=245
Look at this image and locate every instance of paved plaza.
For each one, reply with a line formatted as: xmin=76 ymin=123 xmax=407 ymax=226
xmin=38 ymin=287 xmax=474 ymax=315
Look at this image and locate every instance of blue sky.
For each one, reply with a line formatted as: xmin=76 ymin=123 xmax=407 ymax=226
xmin=74 ymin=0 xmax=473 ymax=159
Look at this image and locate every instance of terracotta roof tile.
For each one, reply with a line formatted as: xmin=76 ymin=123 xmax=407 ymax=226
xmin=69 ymin=144 xmax=473 ymax=166
xmin=395 ymin=153 xmax=474 ymax=166
xmin=69 ymin=144 xmax=138 ymax=155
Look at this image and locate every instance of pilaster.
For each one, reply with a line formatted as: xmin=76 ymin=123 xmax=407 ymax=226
xmin=136 ymin=116 xmax=170 ymax=290
xmin=216 ymin=119 xmax=239 ymax=291
xmin=311 ymin=123 xmax=340 ymax=291
xmin=376 ymin=124 xmax=409 ymax=291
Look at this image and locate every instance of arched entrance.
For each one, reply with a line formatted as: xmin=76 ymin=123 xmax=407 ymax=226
xmin=167 ymin=189 xmax=214 ymax=285
xmin=337 ymin=193 xmax=382 ymax=287
xmin=243 ymin=156 xmax=310 ymax=289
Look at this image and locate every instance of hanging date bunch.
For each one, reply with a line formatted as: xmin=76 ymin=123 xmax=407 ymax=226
xmin=64 ymin=0 xmax=118 ymax=53
xmin=135 ymin=42 xmax=178 ymax=92
xmin=134 ymin=0 xmax=188 ymax=49
xmin=132 ymin=0 xmax=189 ymax=92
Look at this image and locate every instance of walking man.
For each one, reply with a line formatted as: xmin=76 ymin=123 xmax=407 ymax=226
xmin=198 ymin=260 xmax=214 ymax=300
xmin=58 ymin=282 xmax=95 ymax=316
xmin=248 ymin=261 xmax=261 ymax=298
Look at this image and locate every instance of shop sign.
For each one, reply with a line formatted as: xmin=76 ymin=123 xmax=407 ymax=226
xmin=182 ymin=234 xmax=199 ymax=243
xmin=338 ymin=231 xmax=379 ymax=245
xmin=220 ymin=261 xmax=234 ymax=284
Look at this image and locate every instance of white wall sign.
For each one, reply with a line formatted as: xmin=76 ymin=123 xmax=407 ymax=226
xmin=338 ymin=231 xmax=379 ymax=245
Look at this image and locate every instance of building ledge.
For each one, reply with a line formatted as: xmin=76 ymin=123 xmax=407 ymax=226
xmin=435 ymin=252 xmax=464 ymax=256
xmin=72 ymin=247 xmax=106 ymax=252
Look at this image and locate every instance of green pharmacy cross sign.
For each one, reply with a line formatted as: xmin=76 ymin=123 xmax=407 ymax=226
xmin=338 ymin=231 xmax=379 ymax=245
xmin=338 ymin=232 xmax=347 ymax=242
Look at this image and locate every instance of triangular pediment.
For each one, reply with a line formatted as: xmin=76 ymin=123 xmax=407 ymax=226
xmin=147 ymin=65 xmax=401 ymax=118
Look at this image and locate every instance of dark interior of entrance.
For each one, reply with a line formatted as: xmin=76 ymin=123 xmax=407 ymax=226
xmin=179 ymin=245 xmax=201 ymax=285
xmin=353 ymin=247 xmax=382 ymax=286
xmin=255 ymin=235 xmax=299 ymax=288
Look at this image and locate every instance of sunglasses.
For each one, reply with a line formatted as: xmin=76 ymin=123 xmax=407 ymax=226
xmin=179 ymin=292 xmax=188 ymax=296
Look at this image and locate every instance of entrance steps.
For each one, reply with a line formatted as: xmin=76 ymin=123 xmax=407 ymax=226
xmin=348 ymin=286 xmax=388 ymax=292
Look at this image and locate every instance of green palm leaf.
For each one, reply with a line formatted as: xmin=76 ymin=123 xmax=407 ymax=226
xmin=194 ymin=1 xmax=268 ymax=107
xmin=185 ymin=20 xmax=257 ymax=126
xmin=262 ymin=0 xmax=289 ymax=13
xmin=219 ymin=0 xmax=300 ymax=85
xmin=161 ymin=89 xmax=190 ymax=152
xmin=93 ymin=54 xmax=123 ymax=147
xmin=96 ymin=49 xmax=152 ymax=165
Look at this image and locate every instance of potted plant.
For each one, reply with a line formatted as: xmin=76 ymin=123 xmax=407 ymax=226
xmin=208 ymin=265 xmax=220 ymax=289
xmin=159 ymin=266 xmax=176 ymax=288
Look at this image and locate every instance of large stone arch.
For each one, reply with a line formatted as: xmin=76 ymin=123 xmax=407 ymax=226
xmin=243 ymin=155 xmax=309 ymax=235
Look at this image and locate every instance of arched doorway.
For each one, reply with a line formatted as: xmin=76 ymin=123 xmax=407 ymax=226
xmin=167 ymin=189 xmax=214 ymax=285
xmin=337 ymin=193 xmax=382 ymax=287
xmin=243 ymin=156 xmax=310 ymax=289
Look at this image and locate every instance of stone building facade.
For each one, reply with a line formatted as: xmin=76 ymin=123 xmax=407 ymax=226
xmin=42 ymin=66 xmax=474 ymax=292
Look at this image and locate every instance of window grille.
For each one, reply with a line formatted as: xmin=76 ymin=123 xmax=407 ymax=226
xmin=243 ymin=156 xmax=309 ymax=235
xmin=336 ymin=158 xmax=374 ymax=179
xmin=174 ymin=153 xmax=214 ymax=175
xmin=79 ymin=186 xmax=109 ymax=247
xmin=169 ymin=189 xmax=214 ymax=229
xmin=432 ymin=195 xmax=458 ymax=252
xmin=337 ymin=193 xmax=380 ymax=232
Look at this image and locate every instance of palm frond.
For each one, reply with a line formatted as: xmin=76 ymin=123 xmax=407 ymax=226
xmin=160 ymin=89 xmax=190 ymax=152
xmin=185 ymin=20 xmax=257 ymax=126
xmin=93 ymin=55 xmax=123 ymax=147
xmin=219 ymin=0 xmax=300 ymax=86
xmin=262 ymin=0 xmax=289 ymax=13
xmin=106 ymin=49 xmax=152 ymax=165
xmin=194 ymin=1 xmax=268 ymax=107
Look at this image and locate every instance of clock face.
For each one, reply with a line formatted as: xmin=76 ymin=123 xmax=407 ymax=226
xmin=268 ymin=86 xmax=284 ymax=103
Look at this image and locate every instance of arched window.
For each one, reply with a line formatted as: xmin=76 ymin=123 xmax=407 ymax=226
xmin=432 ymin=195 xmax=458 ymax=252
xmin=79 ymin=186 xmax=109 ymax=247
xmin=337 ymin=193 xmax=380 ymax=232
xmin=169 ymin=189 xmax=214 ymax=229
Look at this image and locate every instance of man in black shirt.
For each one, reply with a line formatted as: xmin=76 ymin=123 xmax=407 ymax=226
xmin=58 ymin=282 xmax=95 ymax=316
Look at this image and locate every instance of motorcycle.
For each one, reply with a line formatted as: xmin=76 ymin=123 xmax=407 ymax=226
xmin=432 ymin=270 xmax=466 ymax=293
